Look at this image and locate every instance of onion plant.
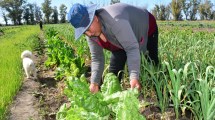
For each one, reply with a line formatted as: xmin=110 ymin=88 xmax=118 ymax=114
xmin=140 ymin=55 xmax=169 ymax=114
xmin=163 ymin=61 xmax=186 ymax=119
xmin=195 ymin=66 xmax=215 ymax=120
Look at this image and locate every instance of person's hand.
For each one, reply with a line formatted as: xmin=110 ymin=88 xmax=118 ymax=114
xmin=130 ymin=79 xmax=141 ymax=91
xmin=89 ymin=83 xmax=99 ymax=93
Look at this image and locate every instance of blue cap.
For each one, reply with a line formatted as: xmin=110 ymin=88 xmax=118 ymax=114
xmin=67 ymin=3 xmax=97 ymax=40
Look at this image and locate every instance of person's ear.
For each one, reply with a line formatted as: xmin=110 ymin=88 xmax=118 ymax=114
xmin=94 ymin=16 xmax=99 ymax=22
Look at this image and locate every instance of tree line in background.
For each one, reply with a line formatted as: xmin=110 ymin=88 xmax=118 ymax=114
xmin=0 ymin=0 xmax=214 ymax=26
xmin=152 ymin=0 xmax=215 ymax=21
xmin=0 ymin=0 xmax=67 ymax=25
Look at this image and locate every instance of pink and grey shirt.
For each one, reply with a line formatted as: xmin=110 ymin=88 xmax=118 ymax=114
xmin=86 ymin=3 xmax=157 ymax=85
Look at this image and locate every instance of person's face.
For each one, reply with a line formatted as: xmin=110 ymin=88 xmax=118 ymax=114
xmin=84 ymin=16 xmax=101 ymax=37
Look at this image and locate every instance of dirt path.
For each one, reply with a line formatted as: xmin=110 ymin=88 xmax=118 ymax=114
xmin=8 ymin=78 xmax=42 ymax=120
xmin=7 ymin=32 xmax=67 ymax=120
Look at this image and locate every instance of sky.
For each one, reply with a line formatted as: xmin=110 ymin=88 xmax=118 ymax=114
xmin=0 ymin=0 xmax=172 ymax=24
xmin=26 ymin=0 xmax=170 ymax=10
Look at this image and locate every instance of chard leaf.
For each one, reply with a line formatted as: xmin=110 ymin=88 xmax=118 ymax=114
xmin=101 ymin=73 xmax=122 ymax=96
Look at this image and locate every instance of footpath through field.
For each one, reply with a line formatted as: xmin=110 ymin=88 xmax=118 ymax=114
xmin=7 ymin=31 xmax=66 ymax=120
xmin=7 ymin=31 xmax=44 ymax=120
xmin=0 ymin=26 xmax=41 ymax=119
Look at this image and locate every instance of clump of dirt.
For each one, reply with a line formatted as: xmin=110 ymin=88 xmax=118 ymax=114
xmin=7 ymin=32 xmax=68 ymax=120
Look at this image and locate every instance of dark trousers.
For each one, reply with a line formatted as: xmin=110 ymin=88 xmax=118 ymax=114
xmin=146 ymin=26 xmax=159 ymax=65
xmin=109 ymin=26 xmax=159 ymax=80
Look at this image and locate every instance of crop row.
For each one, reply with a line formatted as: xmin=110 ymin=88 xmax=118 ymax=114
xmin=43 ymin=22 xmax=215 ymax=119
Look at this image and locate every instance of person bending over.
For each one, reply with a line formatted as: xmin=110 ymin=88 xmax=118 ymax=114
xmin=67 ymin=3 xmax=159 ymax=93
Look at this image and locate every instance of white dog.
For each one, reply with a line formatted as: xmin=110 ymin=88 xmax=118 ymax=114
xmin=21 ymin=50 xmax=37 ymax=79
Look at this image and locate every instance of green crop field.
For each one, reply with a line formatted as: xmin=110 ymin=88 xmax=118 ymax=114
xmin=0 ymin=21 xmax=214 ymax=119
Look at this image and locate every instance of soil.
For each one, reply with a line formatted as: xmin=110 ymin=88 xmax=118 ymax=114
xmin=192 ymin=28 xmax=215 ymax=32
xmin=7 ymin=32 xmax=68 ymax=120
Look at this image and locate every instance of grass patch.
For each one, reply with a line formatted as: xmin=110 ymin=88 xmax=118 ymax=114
xmin=0 ymin=25 xmax=41 ymax=120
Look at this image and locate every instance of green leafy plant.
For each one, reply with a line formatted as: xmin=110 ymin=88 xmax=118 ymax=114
xmin=57 ymin=73 xmax=146 ymax=120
